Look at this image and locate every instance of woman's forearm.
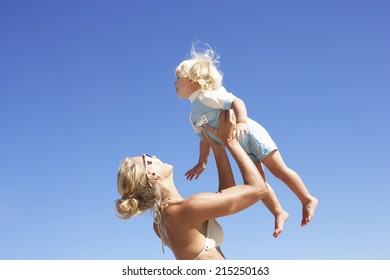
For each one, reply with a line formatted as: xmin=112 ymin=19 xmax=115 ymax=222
xmin=210 ymin=142 xmax=236 ymax=191
xmin=225 ymin=139 xmax=264 ymax=187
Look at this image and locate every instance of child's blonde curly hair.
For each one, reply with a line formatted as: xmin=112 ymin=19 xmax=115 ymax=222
xmin=175 ymin=43 xmax=223 ymax=92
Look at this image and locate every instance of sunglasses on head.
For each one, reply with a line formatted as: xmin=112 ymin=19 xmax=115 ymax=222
xmin=142 ymin=154 xmax=155 ymax=187
xmin=142 ymin=154 xmax=154 ymax=167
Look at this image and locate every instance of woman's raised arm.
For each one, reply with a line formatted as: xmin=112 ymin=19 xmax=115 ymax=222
xmin=185 ymin=111 xmax=268 ymax=221
xmin=204 ymin=111 xmax=266 ymax=192
xmin=201 ymin=111 xmax=235 ymax=192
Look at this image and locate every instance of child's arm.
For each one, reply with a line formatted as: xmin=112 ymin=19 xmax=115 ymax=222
xmin=185 ymin=137 xmax=211 ymax=181
xmin=230 ymin=97 xmax=249 ymax=140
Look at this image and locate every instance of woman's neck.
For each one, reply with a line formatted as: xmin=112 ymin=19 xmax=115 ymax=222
xmin=157 ymin=178 xmax=183 ymax=203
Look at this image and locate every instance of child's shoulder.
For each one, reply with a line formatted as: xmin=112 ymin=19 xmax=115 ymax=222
xmin=199 ymin=86 xmax=236 ymax=109
xmin=203 ymin=86 xmax=232 ymax=97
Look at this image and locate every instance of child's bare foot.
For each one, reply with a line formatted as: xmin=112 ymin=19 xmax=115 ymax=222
xmin=273 ymin=211 xmax=289 ymax=238
xmin=301 ymin=196 xmax=318 ymax=227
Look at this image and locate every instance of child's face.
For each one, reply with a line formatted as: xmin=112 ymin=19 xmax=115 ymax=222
xmin=175 ymin=77 xmax=199 ymax=99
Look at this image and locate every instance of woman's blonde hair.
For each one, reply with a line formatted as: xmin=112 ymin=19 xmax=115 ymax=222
xmin=115 ymin=157 xmax=162 ymax=221
xmin=175 ymin=42 xmax=223 ymax=92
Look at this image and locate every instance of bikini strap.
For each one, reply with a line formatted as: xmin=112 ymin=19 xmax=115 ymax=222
xmin=193 ymin=248 xmax=206 ymax=260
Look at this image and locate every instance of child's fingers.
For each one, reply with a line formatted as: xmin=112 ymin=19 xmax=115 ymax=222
xmin=185 ymin=168 xmax=196 ymax=180
xmin=187 ymin=172 xmax=195 ymax=181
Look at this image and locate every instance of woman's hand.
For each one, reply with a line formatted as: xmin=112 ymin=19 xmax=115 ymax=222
xmin=201 ymin=110 xmax=235 ymax=146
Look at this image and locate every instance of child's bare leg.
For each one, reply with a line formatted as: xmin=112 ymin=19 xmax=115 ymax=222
xmin=255 ymin=162 xmax=289 ymax=238
xmin=263 ymin=184 xmax=289 ymax=238
xmin=262 ymin=150 xmax=318 ymax=227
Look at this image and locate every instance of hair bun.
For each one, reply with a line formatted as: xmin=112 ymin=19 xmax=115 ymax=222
xmin=116 ymin=197 xmax=140 ymax=219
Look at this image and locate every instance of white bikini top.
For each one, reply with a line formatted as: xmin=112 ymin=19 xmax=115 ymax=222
xmin=157 ymin=218 xmax=224 ymax=260
xmin=193 ymin=219 xmax=224 ymax=260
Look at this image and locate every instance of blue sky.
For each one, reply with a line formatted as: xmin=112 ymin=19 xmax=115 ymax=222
xmin=0 ymin=0 xmax=389 ymax=260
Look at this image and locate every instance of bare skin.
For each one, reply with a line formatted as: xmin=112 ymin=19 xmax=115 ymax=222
xmin=262 ymin=150 xmax=318 ymax=226
xmin=142 ymin=111 xmax=268 ymax=259
xmin=255 ymin=161 xmax=289 ymax=237
xmin=176 ymin=75 xmax=318 ymax=228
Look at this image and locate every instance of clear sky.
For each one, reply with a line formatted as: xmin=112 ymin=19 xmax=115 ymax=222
xmin=0 ymin=0 xmax=389 ymax=260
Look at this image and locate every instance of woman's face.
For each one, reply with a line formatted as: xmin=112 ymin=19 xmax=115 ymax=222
xmin=140 ymin=154 xmax=173 ymax=178
xmin=175 ymin=77 xmax=199 ymax=99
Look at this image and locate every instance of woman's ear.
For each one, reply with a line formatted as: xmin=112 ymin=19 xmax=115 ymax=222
xmin=146 ymin=171 xmax=160 ymax=183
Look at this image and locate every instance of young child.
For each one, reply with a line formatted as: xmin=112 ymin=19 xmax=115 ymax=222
xmin=175 ymin=44 xmax=318 ymax=232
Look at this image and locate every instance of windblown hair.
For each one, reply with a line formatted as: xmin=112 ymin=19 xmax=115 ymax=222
xmin=175 ymin=42 xmax=223 ymax=92
xmin=115 ymin=157 xmax=162 ymax=220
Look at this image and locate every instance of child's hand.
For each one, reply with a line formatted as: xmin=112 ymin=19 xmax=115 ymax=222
xmin=231 ymin=122 xmax=248 ymax=140
xmin=202 ymin=110 xmax=235 ymax=145
xmin=185 ymin=163 xmax=206 ymax=181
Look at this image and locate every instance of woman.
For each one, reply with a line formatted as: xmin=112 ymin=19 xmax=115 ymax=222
xmin=116 ymin=111 xmax=268 ymax=260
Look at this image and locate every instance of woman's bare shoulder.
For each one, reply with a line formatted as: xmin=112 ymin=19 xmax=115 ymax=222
xmin=164 ymin=195 xmax=211 ymax=223
xmin=174 ymin=192 xmax=223 ymax=223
